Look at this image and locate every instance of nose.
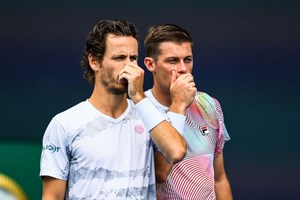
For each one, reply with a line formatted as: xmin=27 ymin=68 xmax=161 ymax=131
xmin=122 ymin=58 xmax=131 ymax=67
xmin=177 ymin=60 xmax=188 ymax=74
xmin=125 ymin=57 xmax=131 ymax=63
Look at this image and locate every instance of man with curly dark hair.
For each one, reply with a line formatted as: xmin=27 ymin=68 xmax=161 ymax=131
xmin=40 ymin=19 xmax=187 ymax=200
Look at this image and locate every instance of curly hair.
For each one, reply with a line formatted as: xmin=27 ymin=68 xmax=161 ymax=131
xmin=144 ymin=24 xmax=193 ymax=61
xmin=81 ymin=19 xmax=139 ymax=84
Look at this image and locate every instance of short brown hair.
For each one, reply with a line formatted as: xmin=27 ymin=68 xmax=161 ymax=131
xmin=144 ymin=24 xmax=193 ymax=61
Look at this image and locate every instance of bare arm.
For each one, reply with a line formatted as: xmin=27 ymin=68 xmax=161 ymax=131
xmin=150 ymin=71 xmax=197 ymax=164
xmin=154 ymin=71 xmax=196 ymax=175
xmin=154 ymin=152 xmax=174 ymax=183
xmin=214 ymin=152 xmax=233 ymax=200
xmin=120 ymin=63 xmax=187 ymax=164
xmin=134 ymin=99 xmax=187 ymax=164
xmin=42 ymin=176 xmax=67 ymax=200
xmin=150 ymin=119 xmax=187 ymax=164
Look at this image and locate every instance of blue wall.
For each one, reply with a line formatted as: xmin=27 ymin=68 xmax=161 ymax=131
xmin=1 ymin=1 xmax=299 ymax=199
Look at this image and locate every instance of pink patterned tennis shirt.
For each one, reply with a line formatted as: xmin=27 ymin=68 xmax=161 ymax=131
xmin=145 ymin=90 xmax=230 ymax=200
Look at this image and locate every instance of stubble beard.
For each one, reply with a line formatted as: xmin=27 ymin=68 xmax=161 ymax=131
xmin=100 ymin=70 xmax=128 ymax=95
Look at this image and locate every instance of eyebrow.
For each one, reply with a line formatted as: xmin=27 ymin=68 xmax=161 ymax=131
xmin=112 ymin=54 xmax=138 ymax=59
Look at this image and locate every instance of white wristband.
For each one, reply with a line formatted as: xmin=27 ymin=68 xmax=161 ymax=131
xmin=135 ymin=98 xmax=165 ymax=132
xmin=167 ymin=112 xmax=186 ymax=134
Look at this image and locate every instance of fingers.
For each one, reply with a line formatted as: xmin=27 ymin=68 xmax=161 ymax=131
xmin=180 ymin=73 xmax=194 ymax=82
xmin=119 ymin=62 xmax=145 ymax=103
xmin=118 ymin=62 xmax=144 ymax=89
xmin=171 ymin=72 xmax=197 ymax=101
xmin=175 ymin=73 xmax=195 ymax=88
xmin=169 ymin=73 xmax=197 ymax=113
xmin=118 ymin=62 xmax=143 ymax=83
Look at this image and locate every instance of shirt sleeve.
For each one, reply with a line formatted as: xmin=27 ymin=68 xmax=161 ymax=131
xmin=39 ymin=118 xmax=69 ymax=180
xmin=213 ymin=98 xmax=231 ymax=157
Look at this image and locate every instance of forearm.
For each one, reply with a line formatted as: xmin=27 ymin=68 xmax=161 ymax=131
xmin=135 ymin=98 xmax=186 ymax=164
xmin=155 ymin=152 xmax=174 ymax=183
xmin=151 ymin=120 xmax=186 ymax=164
xmin=42 ymin=176 xmax=66 ymax=200
xmin=215 ymin=177 xmax=233 ymax=200
xmin=42 ymin=194 xmax=65 ymax=200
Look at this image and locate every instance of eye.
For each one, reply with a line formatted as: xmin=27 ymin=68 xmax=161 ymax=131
xmin=113 ymin=55 xmax=126 ymax=60
xmin=167 ymin=58 xmax=179 ymax=64
xmin=130 ymin=56 xmax=138 ymax=62
xmin=184 ymin=57 xmax=193 ymax=63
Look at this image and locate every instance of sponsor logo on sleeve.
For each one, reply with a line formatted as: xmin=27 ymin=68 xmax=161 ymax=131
xmin=43 ymin=143 xmax=60 ymax=153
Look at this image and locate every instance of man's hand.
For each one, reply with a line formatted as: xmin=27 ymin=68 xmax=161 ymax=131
xmin=118 ymin=62 xmax=145 ymax=103
xmin=169 ymin=70 xmax=196 ymax=114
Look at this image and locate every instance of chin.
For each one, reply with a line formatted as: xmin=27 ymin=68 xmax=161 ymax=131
xmin=109 ymin=86 xmax=127 ymax=95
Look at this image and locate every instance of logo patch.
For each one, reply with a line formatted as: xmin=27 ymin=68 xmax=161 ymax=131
xmin=134 ymin=124 xmax=144 ymax=134
xmin=43 ymin=143 xmax=60 ymax=153
xmin=200 ymin=125 xmax=210 ymax=136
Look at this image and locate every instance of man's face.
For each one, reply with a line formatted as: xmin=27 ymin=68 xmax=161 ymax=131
xmin=154 ymin=41 xmax=193 ymax=92
xmin=98 ymin=34 xmax=138 ymax=95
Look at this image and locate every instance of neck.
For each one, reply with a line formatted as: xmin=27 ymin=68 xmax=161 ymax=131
xmin=151 ymin=86 xmax=171 ymax=107
xmin=89 ymin=86 xmax=128 ymax=119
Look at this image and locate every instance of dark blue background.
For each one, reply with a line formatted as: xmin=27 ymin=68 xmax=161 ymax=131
xmin=1 ymin=0 xmax=299 ymax=199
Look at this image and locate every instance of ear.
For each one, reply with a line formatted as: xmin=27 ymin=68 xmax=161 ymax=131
xmin=88 ymin=54 xmax=100 ymax=72
xmin=144 ymin=57 xmax=156 ymax=72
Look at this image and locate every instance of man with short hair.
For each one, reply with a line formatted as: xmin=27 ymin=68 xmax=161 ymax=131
xmin=144 ymin=23 xmax=232 ymax=200
xmin=40 ymin=20 xmax=187 ymax=200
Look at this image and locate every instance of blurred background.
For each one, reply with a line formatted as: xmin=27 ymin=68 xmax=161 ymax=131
xmin=0 ymin=0 xmax=299 ymax=199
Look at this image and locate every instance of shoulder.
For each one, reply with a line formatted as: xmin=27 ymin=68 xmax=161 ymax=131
xmin=193 ymin=91 xmax=224 ymax=120
xmin=54 ymin=101 xmax=88 ymax=121
xmin=52 ymin=101 xmax=94 ymax=132
xmin=195 ymin=91 xmax=217 ymax=110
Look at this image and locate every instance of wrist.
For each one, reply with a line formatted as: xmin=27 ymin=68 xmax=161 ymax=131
xmin=135 ymin=98 xmax=165 ymax=132
xmin=169 ymin=104 xmax=187 ymax=115
xmin=131 ymin=93 xmax=146 ymax=104
xmin=167 ymin=112 xmax=186 ymax=134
